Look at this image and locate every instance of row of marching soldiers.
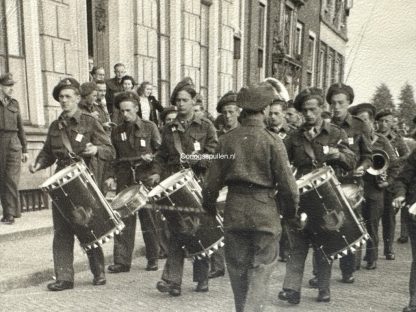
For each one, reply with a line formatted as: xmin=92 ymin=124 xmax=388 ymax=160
xmin=16 ymin=69 xmax=416 ymax=312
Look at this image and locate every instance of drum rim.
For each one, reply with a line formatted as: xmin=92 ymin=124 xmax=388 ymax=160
xmin=111 ymin=184 xmax=148 ymax=210
xmin=188 ymin=237 xmax=225 ymax=259
xmin=81 ymin=222 xmax=125 ymax=251
xmin=148 ymin=169 xmax=194 ymax=199
xmin=297 ymin=166 xmax=333 ymax=192
xmin=39 ymin=162 xmax=86 ymax=190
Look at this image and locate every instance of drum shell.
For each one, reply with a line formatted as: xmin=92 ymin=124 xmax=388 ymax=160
xmin=298 ymin=167 xmax=368 ymax=260
xmin=111 ymin=184 xmax=149 ymax=219
xmin=42 ymin=163 xmax=123 ymax=250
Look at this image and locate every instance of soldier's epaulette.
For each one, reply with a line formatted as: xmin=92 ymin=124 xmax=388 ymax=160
xmin=199 ymin=116 xmax=214 ymax=125
xmin=141 ymin=119 xmax=158 ymax=128
xmin=80 ymin=111 xmax=96 ymax=119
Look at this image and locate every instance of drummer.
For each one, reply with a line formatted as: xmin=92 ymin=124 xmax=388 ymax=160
xmin=29 ymin=78 xmax=115 ymax=291
xmin=279 ymin=87 xmax=357 ymax=304
xmin=153 ymin=77 xmax=218 ymax=296
xmin=349 ymin=103 xmax=399 ymax=269
xmin=104 ymin=91 xmax=164 ymax=273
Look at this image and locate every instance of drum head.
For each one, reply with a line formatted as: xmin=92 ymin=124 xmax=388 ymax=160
xmin=111 ymin=185 xmax=146 ymax=210
xmin=409 ymin=203 xmax=416 ymax=220
xmin=148 ymin=169 xmax=195 ymax=200
xmin=39 ymin=162 xmax=86 ymax=190
xmin=297 ymin=166 xmax=333 ymax=193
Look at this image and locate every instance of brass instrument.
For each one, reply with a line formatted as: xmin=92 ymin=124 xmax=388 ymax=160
xmin=366 ymin=149 xmax=390 ymax=182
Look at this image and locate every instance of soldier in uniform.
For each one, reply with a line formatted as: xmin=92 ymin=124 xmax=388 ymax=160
xmin=105 ymin=91 xmax=163 ymax=273
xmin=279 ymin=87 xmax=356 ymax=304
xmin=0 ymin=73 xmax=28 ymax=224
xmin=105 ymin=63 xmax=126 ymax=119
xmin=154 ymin=78 xmax=218 ymax=296
xmin=327 ymin=82 xmax=373 ymax=284
xmin=349 ymin=103 xmax=399 ymax=269
xmin=285 ymin=107 xmax=303 ymax=129
xmin=376 ymin=109 xmax=411 ymax=247
xmin=393 ymin=150 xmax=416 ymax=312
xmin=30 ymin=78 xmax=114 ymax=291
xmin=203 ymin=83 xmax=299 ymax=312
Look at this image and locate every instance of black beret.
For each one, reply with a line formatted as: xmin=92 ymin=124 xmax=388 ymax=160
xmin=217 ymin=91 xmax=238 ymax=113
xmin=52 ymin=77 xmax=80 ymax=101
xmin=160 ymin=106 xmax=178 ymax=122
xmin=326 ymin=83 xmax=354 ymax=104
xmin=114 ymin=91 xmax=140 ymax=109
xmin=237 ymin=83 xmax=277 ymax=112
xmin=375 ymin=108 xmax=394 ymax=121
xmin=348 ymin=102 xmax=376 ymax=118
xmin=170 ymin=77 xmax=195 ymax=105
xmin=80 ymin=82 xmax=97 ymax=97
xmin=0 ymin=73 xmax=16 ymax=86
xmin=293 ymin=87 xmax=324 ymax=111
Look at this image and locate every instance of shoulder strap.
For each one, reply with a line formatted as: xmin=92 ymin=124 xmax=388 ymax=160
xmin=60 ymin=128 xmax=74 ymax=153
xmin=172 ymin=128 xmax=185 ymax=155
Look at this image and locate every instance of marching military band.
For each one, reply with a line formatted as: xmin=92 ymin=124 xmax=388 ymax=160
xmin=0 ymin=67 xmax=414 ymax=312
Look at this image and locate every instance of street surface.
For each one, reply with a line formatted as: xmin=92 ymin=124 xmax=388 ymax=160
xmin=1 ymin=239 xmax=411 ymax=312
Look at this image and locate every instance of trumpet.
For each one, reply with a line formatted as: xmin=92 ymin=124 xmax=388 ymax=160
xmin=366 ymin=149 xmax=390 ymax=183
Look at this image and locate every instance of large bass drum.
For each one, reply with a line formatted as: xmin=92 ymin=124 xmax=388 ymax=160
xmin=297 ymin=166 xmax=369 ymax=261
xmin=147 ymin=169 xmax=224 ymax=260
xmin=40 ymin=162 xmax=124 ymax=251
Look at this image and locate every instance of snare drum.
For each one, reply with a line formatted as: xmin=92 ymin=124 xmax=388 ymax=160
xmin=147 ymin=169 xmax=224 ymax=259
xmin=297 ymin=166 xmax=369 ymax=261
xmin=111 ymin=184 xmax=149 ymax=219
xmin=40 ymin=162 xmax=124 ymax=251
xmin=341 ymin=184 xmax=364 ymax=209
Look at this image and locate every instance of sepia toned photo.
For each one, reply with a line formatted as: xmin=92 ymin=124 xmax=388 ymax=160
xmin=1 ymin=1 xmax=416 ymax=311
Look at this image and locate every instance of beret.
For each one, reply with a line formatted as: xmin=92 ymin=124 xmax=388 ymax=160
xmin=52 ymin=77 xmax=80 ymax=101
xmin=170 ymin=77 xmax=195 ymax=105
xmin=114 ymin=91 xmax=140 ymax=109
xmin=217 ymin=91 xmax=238 ymax=113
xmin=0 ymin=73 xmax=16 ymax=86
xmin=348 ymin=102 xmax=376 ymax=118
xmin=375 ymin=108 xmax=394 ymax=121
xmin=160 ymin=106 xmax=178 ymax=122
xmin=263 ymin=77 xmax=290 ymax=102
xmin=326 ymin=83 xmax=355 ymax=104
xmin=80 ymin=82 xmax=97 ymax=97
xmin=293 ymin=87 xmax=324 ymax=111
xmin=237 ymin=83 xmax=277 ymax=112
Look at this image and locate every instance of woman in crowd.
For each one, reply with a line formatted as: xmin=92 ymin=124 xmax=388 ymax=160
xmin=137 ymin=81 xmax=163 ymax=124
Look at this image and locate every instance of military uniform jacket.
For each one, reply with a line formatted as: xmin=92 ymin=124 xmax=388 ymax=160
xmin=217 ymin=123 xmax=240 ymax=138
xmin=105 ymin=77 xmax=123 ymax=115
xmin=363 ymin=133 xmax=399 ymax=200
xmin=268 ymin=123 xmax=295 ymax=143
xmin=111 ymin=118 xmax=161 ymax=186
xmin=155 ymin=114 xmax=218 ymax=177
xmin=332 ymin=113 xmax=373 ymax=170
xmin=384 ymin=131 xmax=410 ymax=159
xmin=284 ymin=120 xmax=357 ymax=178
xmin=36 ymin=110 xmax=114 ymax=173
xmin=79 ymin=100 xmax=110 ymax=126
xmin=393 ymin=149 xmax=416 ymax=206
xmin=0 ymin=96 xmax=27 ymax=152
xmin=203 ymin=117 xmax=299 ymax=234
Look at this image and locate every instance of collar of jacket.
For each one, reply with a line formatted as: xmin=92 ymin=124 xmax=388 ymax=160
xmin=300 ymin=119 xmax=331 ymax=135
xmin=79 ymin=100 xmax=94 ymax=112
xmin=333 ymin=112 xmax=353 ymax=128
xmin=58 ymin=109 xmax=82 ymax=125
xmin=171 ymin=113 xmax=202 ymax=132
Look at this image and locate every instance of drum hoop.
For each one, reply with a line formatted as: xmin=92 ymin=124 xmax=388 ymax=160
xmin=111 ymin=184 xmax=148 ymax=210
xmin=39 ymin=162 xmax=86 ymax=191
xmin=189 ymin=237 xmax=225 ymax=260
xmin=328 ymin=233 xmax=370 ymax=261
xmin=297 ymin=167 xmax=333 ymax=194
xmin=82 ymin=222 xmax=125 ymax=251
xmin=148 ymin=169 xmax=195 ymax=200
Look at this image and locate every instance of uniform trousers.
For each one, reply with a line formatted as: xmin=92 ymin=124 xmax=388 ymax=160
xmin=406 ymin=211 xmax=416 ymax=306
xmin=113 ymin=209 xmax=162 ymax=267
xmin=362 ymin=196 xmax=384 ymax=263
xmin=279 ymin=221 xmax=289 ymax=260
xmin=283 ymin=227 xmax=331 ymax=293
xmin=401 ymin=209 xmax=410 ymax=239
xmin=210 ymin=248 xmax=225 ymax=273
xmin=382 ymin=191 xmax=396 ymax=254
xmin=0 ymin=134 xmax=21 ymax=218
xmin=161 ymin=229 xmax=209 ymax=286
xmin=225 ymin=230 xmax=277 ymax=312
xmin=52 ymin=205 xmax=104 ymax=282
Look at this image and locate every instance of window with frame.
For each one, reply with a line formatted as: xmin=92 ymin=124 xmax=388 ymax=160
xmin=306 ymin=33 xmax=316 ymax=87
xmin=294 ymin=22 xmax=303 ymax=59
xmin=200 ymin=3 xmax=209 ymax=103
xmin=158 ymin=0 xmax=170 ymax=107
xmin=283 ymin=6 xmax=293 ymax=56
xmin=318 ymin=47 xmax=326 ymax=89
xmin=258 ymin=2 xmax=266 ymax=69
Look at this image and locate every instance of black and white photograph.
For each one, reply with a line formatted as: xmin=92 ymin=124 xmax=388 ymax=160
xmin=1 ymin=0 xmax=416 ymax=311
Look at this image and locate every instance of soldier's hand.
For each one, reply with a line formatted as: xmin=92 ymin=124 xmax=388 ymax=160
xmin=104 ymin=178 xmax=116 ymax=191
xmin=353 ymin=166 xmax=365 ymax=177
xmin=141 ymin=153 xmax=154 ymax=163
xmin=146 ymin=174 xmax=160 ymax=186
xmin=29 ymin=162 xmax=41 ymax=174
xmin=393 ymin=196 xmax=406 ymax=210
xmin=21 ymin=153 xmax=29 ymax=163
xmin=83 ymin=143 xmax=98 ymax=156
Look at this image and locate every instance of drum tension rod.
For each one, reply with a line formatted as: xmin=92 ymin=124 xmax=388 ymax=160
xmin=318 ymin=246 xmax=331 ymax=265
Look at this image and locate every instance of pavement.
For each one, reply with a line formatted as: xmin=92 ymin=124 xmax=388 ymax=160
xmin=0 ymin=209 xmax=413 ymax=311
xmin=0 ymin=209 xmax=145 ymax=294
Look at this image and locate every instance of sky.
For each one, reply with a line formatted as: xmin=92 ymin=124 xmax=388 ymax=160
xmin=346 ymin=0 xmax=416 ymax=104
